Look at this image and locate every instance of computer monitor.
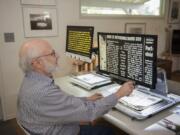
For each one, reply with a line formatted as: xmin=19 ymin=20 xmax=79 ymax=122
xmin=98 ymin=32 xmax=157 ymax=89
xmin=66 ymin=25 xmax=94 ymax=62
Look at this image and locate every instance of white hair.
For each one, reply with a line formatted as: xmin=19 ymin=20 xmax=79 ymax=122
xmin=19 ymin=45 xmax=42 ymax=73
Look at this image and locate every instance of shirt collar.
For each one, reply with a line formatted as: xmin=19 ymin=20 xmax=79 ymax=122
xmin=26 ymin=71 xmax=54 ymax=83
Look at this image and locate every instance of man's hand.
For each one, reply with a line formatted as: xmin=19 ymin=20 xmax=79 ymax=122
xmin=115 ymin=81 xmax=135 ymax=98
xmin=87 ymin=93 xmax=103 ymax=101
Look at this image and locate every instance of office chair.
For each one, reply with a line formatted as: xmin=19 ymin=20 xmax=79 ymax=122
xmin=17 ymin=121 xmax=31 ymax=135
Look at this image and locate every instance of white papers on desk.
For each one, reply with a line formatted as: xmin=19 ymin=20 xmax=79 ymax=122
xmin=145 ymin=113 xmax=180 ymax=135
xmin=119 ymin=90 xmax=163 ymax=111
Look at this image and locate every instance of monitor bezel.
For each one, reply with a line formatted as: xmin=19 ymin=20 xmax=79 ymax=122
xmin=97 ymin=32 xmax=157 ymax=89
xmin=66 ymin=25 xmax=94 ymax=59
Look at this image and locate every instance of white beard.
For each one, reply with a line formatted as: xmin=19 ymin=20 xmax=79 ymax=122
xmin=43 ymin=59 xmax=60 ymax=74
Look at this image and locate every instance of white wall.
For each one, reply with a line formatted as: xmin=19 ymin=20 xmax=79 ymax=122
xmin=0 ymin=59 xmax=4 ymax=120
xmin=0 ymin=0 xmax=171 ymax=120
xmin=0 ymin=0 xmax=72 ymax=120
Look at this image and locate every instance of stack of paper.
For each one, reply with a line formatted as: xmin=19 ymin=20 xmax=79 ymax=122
xmin=119 ymin=90 xmax=163 ymax=111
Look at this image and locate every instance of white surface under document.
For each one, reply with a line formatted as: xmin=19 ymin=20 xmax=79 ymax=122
xmin=71 ymin=73 xmax=111 ymax=90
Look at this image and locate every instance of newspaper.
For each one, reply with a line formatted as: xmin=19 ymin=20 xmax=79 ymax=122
xmin=145 ymin=113 xmax=180 ymax=135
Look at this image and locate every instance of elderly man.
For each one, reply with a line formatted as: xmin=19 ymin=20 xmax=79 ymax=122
xmin=17 ymin=39 xmax=134 ymax=135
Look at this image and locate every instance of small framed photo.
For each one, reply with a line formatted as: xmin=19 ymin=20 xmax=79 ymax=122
xmin=22 ymin=7 xmax=58 ymax=37
xmin=168 ymin=0 xmax=180 ymax=24
xmin=125 ymin=23 xmax=146 ymax=34
xmin=21 ymin=0 xmax=56 ymax=5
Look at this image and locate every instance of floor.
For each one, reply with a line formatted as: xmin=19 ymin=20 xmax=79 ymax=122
xmin=0 ymin=119 xmax=25 ymax=135
xmin=0 ymin=73 xmax=179 ymax=135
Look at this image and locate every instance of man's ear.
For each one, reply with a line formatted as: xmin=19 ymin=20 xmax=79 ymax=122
xmin=31 ymin=59 xmax=42 ymax=69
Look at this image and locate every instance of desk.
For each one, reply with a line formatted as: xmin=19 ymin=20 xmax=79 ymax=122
xmin=55 ymin=76 xmax=180 ymax=135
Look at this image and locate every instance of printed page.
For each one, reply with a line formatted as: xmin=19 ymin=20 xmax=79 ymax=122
xmin=145 ymin=113 xmax=180 ymax=135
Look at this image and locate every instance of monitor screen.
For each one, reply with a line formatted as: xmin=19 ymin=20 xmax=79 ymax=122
xmin=98 ymin=32 xmax=157 ymax=89
xmin=66 ymin=25 xmax=94 ymax=62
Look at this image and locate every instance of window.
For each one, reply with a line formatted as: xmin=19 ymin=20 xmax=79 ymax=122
xmin=80 ymin=0 xmax=166 ymax=17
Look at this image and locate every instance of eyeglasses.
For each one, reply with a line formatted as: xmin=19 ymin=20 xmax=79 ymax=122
xmin=35 ymin=50 xmax=56 ymax=59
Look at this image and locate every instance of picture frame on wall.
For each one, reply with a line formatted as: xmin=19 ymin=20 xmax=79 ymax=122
xmin=168 ymin=0 xmax=180 ymax=24
xmin=125 ymin=23 xmax=146 ymax=34
xmin=22 ymin=7 xmax=58 ymax=37
xmin=21 ymin=0 xmax=56 ymax=5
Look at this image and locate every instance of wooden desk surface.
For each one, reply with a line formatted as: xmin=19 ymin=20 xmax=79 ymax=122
xmin=55 ymin=76 xmax=180 ymax=135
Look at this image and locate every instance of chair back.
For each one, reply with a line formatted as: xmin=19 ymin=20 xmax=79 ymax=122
xmin=17 ymin=121 xmax=31 ymax=135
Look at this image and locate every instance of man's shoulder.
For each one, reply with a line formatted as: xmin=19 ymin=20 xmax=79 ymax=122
xmin=20 ymin=76 xmax=53 ymax=95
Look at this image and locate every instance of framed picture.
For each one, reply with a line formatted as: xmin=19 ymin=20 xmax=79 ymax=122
xmin=168 ymin=0 xmax=180 ymax=24
xmin=22 ymin=7 xmax=58 ymax=37
xmin=21 ymin=0 xmax=56 ymax=5
xmin=125 ymin=23 xmax=146 ymax=34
